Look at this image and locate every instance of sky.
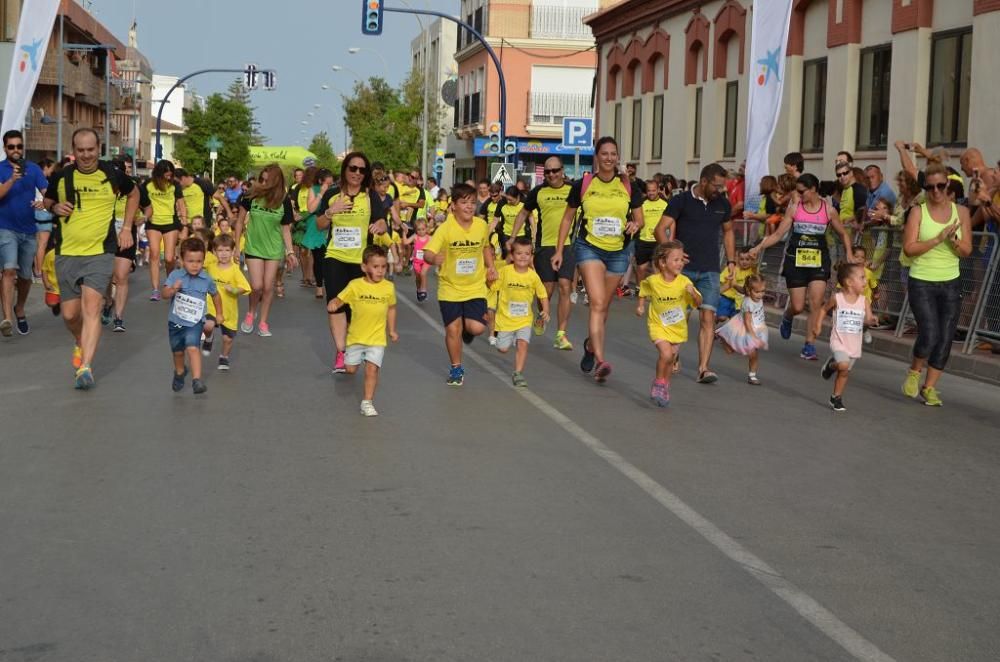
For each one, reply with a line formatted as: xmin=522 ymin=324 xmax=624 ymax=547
xmin=84 ymin=0 xmax=460 ymax=149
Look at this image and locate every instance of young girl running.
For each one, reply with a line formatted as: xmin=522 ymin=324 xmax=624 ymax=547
xmin=715 ymin=274 xmax=769 ymax=385
xmin=636 ymin=241 xmax=702 ymax=407
xmin=490 ymin=237 xmax=550 ymax=386
xmin=403 ymin=218 xmax=432 ymax=302
xmin=817 ymin=263 xmax=877 ymax=412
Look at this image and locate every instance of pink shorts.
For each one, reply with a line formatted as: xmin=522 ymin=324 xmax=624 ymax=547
xmin=412 ymin=259 xmax=428 ymax=274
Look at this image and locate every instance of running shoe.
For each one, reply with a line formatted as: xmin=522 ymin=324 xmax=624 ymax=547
xmin=580 ymin=337 xmax=596 ymax=373
xmin=113 ymin=318 xmax=125 ymax=333
xmin=594 ymin=361 xmax=612 ymax=382
xmin=257 ymin=322 xmax=272 ymax=337
xmin=800 ymin=343 xmax=818 ymax=360
xmin=829 ymin=395 xmax=846 ymax=412
xmin=0 ymin=318 xmax=12 ymax=337
xmin=512 ymin=371 xmax=527 ymax=387
xmin=218 ymin=356 xmax=231 ymax=371
xmin=74 ymin=365 xmax=95 ymax=390
xmin=201 ymin=334 xmax=214 ymax=356
xmin=360 ymin=400 xmax=379 ymax=417
xmin=553 ymin=331 xmax=573 ymax=351
xmin=821 ymin=357 xmax=836 ymax=380
xmin=416 ymin=290 xmax=427 ymax=303
xmin=488 ymin=335 xmax=497 ymax=347
xmin=240 ymin=312 xmax=255 ymax=334
xmin=650 ymin=380 xmax=670 ymax=407
xmin=921 ymin=386 xmax=943 ymax=407
xmin=172 ymin=368 xmax=188 ymax=392
xmin=902 ymin=370 xmax=921 ymax=399
xmin=532 ymin=316 xmax=546 ymax=336
xmin=747 ymin=374 xmax=762 ymax=386
xmin=447 ymin=365 xmax=465 ymax=386
xmin=461 ymin=329 xmax=475 ymax=345
xmin=863 ymin=330 xmax=873 ymax=345
xmin=15 ymin=316 xmax=29 ymax=335
xmin=150 ymin=289 xmax=161 ymax=302
xmin=72 ymin=345 xmax=83 ymax=369
xmin=332 ymin=351 xmax=346 ymax=374
xmin=192 ymin=379 xmax=207 ymax=395
xmin=569 ymin=291 xmax=578 ymax=304
xmin=779 ymin=314 xmax=793 ymax=340
xmin=101 ymin=304 xmax=112 ymax=326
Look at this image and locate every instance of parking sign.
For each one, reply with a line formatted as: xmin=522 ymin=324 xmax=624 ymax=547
xmin=561 ymin=117 xmax=593 ymax=150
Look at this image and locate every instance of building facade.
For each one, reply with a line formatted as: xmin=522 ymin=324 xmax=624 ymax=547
xmin=452 ymin=0 xmax=617 ymax=185
xmin=586 ymin=0 xmax=1000 ymax=182
xmin=150 ymin=74 xmax=203 ymax=167
xmin=411 ymin=17 xmax=461 ymax=188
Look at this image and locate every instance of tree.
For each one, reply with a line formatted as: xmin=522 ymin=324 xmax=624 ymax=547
xmin=226 ymin=79 xmax=267 ymax=144
xmin=343 ymin=69 xmax=444 ymax=172
xmin=174 ymin=84 xmax=254 ymax=180
xmin=307 ymin=131 xmax=340 ymax=174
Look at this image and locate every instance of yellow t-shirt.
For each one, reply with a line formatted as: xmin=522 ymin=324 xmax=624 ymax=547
xmin=181 ymin=180 xmax=212 ymax=221
xmin=141 ymin=180 xmax=182 ymax=226
xmin=425 ymin=214 xmax=490 ymax=302
xmin=489 ymin=264 xmax=548 ymax=332
xmin=336 ymin=277 xmax=396 ymax=347
xmin=638 ymin=273 xmax=699 ymax=344
xmin=398 ymin=183 xmax=423 ymax=223
xmin=639 ymin=197 xmax=668 ymax=242
xmin=49 ymin=167 xmax=134 ymax=256
xmin=206 ymin=261 xmax=250 ymax=324
xmin=527 ymin=183 xmax=573 ymax=247
xmin=719 ymin=265 xmax=755 ymax=308
xmin=495 ymin=201 xmax=528 ymax=238
xmin=575 ymin=175 xmax=639 ymax=252
xmin=324 ymin=190 xmax=378 ymax=264
xmin=296 ymin=186 xmax=311 ymax=217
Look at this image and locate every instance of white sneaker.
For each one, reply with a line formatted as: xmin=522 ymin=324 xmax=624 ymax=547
xmin=864 ymin=330 xmax=873 ymax=345
xmin=360 ymin=400 xmax=379 ymax=417
xmin=488 ymin=335 xmax=497 ymax=347
xmin=570 ymin=291 xmax=578 ymax=304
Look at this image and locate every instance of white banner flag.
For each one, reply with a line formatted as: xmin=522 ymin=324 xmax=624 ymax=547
xmin=745 ymin=0 xmax=794 ymax=200
xmin=1 ymin=0 xmax=60 ymax=136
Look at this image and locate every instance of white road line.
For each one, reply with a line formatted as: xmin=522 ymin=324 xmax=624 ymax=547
xmin=398 ymin=293 xmax=897 ymax=662
xmin=0 ymin=384 xmax=45 ymax=396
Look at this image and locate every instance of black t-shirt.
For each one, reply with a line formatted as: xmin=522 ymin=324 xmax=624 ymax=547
xmin=664 ymin=189 xmax=732 ymax=273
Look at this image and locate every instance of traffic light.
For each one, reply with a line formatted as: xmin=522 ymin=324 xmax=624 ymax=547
xmin=434 ymin=148 xmax=445 ymax=175
xmin=503 ymin=139 xmax=517 ymax=155
xmin=362 ymin=0 xmax=384 ymax=36
xmin=486 ymin=121 xmax=502 ymax=156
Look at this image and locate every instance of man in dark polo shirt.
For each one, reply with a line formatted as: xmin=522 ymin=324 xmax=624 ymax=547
xmin=654 ymin=162 xmax=735 ymax=384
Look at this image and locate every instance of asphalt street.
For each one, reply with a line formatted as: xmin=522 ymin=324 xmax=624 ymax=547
xmin=1 ymin=270 xmax=999 ymax=662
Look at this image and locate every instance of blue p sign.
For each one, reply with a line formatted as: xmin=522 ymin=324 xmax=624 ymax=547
xmin=562 ymin=117 xmax=593 ymax=149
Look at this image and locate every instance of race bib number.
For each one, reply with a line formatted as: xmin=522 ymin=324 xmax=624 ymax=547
xmin=836 ymin=308 xmax=864 ymax=335
xmin=659 ymin=307 xmax=686 ymax=327
xmin=455 ymin=257 xmax=478 ymax=275
xmin=333 ymin=226 xmax=362 ymax=249
xmin=508 ymin=301 xmax=530 ymax=318
xmin=592 ymin=216 xmax=622 ymax=237
xmin=795 ymin=248 xmax=822 ymax=268
xmin=172 ymin=291 xmax=206 ymax=325
xmin=415 ymin=249 xmax=425 ymax=261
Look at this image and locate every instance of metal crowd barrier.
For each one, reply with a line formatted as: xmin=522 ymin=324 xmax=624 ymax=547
xmin=725 ymin=221 xmax=1000 ymax=355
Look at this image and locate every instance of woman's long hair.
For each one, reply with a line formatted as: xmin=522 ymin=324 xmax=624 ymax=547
xmin=248 ymin=164 xmax=286 ymax=209
xmin=151 ymin=159 xmax=175 ymax=192
xmin=338 ymin=151 xmax=373 ymax=192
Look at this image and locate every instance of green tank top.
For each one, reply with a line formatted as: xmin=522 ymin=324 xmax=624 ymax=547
xmin=909 ymin=202 xmax=960 ymax=282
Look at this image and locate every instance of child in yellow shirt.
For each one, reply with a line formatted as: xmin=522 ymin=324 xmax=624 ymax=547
xmin=717 ymin=250 xmax=757 ymax=322
xmin=202 ymin=233 xmax=251 ymax=370
xmin=489 ymin=237 xmax=550 ymax=387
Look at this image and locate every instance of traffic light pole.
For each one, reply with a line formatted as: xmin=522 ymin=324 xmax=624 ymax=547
xmin=154 ymin=69 xmax=247 ymax=162
xmin=383 ymin=7 xmax=510 ymax=163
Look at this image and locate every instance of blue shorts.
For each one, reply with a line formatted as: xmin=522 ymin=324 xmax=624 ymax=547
xmin=0 ymin=229 xmax=37 ymax=280
xmin=439 ymin=298 xmax=488 ymax=327
xmin=683 ymin=269 xmax=721 ymax=312
xmin=717 ymin=294 xmax=738 ymax=319
xmin=573 ymin=237 xmax=629 ymax=275
xmin=168 ymin=321 xmax=204 ymax=353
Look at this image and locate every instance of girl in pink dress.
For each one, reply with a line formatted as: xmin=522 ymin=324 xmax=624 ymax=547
xmin=404 ymin=218 xmax=432 ymax=302
xmin=715 ymin=274 xmax=769 ymax=385
xmin=816 ymin=263 xmax=877 ymax=412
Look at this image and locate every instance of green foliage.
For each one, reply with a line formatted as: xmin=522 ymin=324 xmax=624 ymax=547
xmin=343 ymin=68 xmax=444 ymax=173
xmin=173 ymin=79 xmax=256 ymax=181
xmin=307 ymin=131 xmax=340 ymax=175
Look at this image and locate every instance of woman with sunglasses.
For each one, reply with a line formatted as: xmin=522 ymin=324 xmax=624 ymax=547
xmin=315 ymin=152 xmax=388 ymax=373
xmin=551 ymin=136 xmax=645 ymax=382
xmin=748 ymin=173 xmax=854 ymax=360
xmin=140 ymin=159 xmax=188 ymax=301
xmin=900 ymin=162 xmax=972 ymax=406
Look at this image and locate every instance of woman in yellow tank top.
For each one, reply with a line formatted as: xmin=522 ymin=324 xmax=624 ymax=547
xmin=900 ymin=162 xmax=972 ymax=406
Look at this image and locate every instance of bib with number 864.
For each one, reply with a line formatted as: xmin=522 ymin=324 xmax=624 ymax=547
xmin=795 ymin=248 xmax=821 ymax=268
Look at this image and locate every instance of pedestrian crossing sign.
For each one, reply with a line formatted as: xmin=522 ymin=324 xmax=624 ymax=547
xmin=491 ymin=163 xmax=515 ymax=187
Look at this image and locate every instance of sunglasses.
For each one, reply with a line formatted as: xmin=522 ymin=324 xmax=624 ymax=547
xmin=544 ymin=168 xmax=563 ymax=175
xmin=836 ymin=171 xmax=850 ymax=177
xmin=5 ymin=143 xmax=23 ymax=150
xmin=346 ymin=165 xmax=368 ymax=174
xmin=924 ymin=182 xmax=948 ymax=192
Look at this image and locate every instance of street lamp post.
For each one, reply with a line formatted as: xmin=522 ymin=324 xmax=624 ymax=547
xmin=396 ymin=0 xmax=432 ymax=179
xmin=347 ymin=47 xmax=389 ymax=78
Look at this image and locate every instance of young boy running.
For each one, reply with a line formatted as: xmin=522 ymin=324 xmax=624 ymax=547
xmin=423 ymin=183 xmax=498 ymax=386
xmin=327 ymin=245 xmax=398 ymax=416
xmin=162 ymin=238 xmax=222 ymax=395
xmin=490 ymin=237 xmax=549 ymax=386
xmin=202 ymin=233 xmax=251 ymax=370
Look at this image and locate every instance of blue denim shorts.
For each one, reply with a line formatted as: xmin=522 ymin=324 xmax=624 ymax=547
xmin=0 ymin=229 xmax=37 ymax=280
xmin=168 ymin=322 xmax=204 ymax=353
xmin=573 ymin=237 xmax=630 ymax=275
xmin=683 ymin=269 xmax=721 ymax=312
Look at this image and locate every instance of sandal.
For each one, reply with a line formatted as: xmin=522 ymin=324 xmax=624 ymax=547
xmin=697 ymin=370 xmax=718 ymax=384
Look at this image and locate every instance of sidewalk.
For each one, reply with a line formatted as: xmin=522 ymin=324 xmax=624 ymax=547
xmin=764 ymin=306 xmax=1000 ymax=387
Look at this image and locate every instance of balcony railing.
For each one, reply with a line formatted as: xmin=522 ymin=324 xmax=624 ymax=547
xmin=528 ymin=91 xmax=592 ymax=125
xmin=531 ymin=2 xmax=598 ymax=41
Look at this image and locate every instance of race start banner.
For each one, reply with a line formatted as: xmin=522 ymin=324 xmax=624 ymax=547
xmin=1 ymin=0 xmax=60 ymax=136
xmin=744 ymin=0 xmax=794 ymax=200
